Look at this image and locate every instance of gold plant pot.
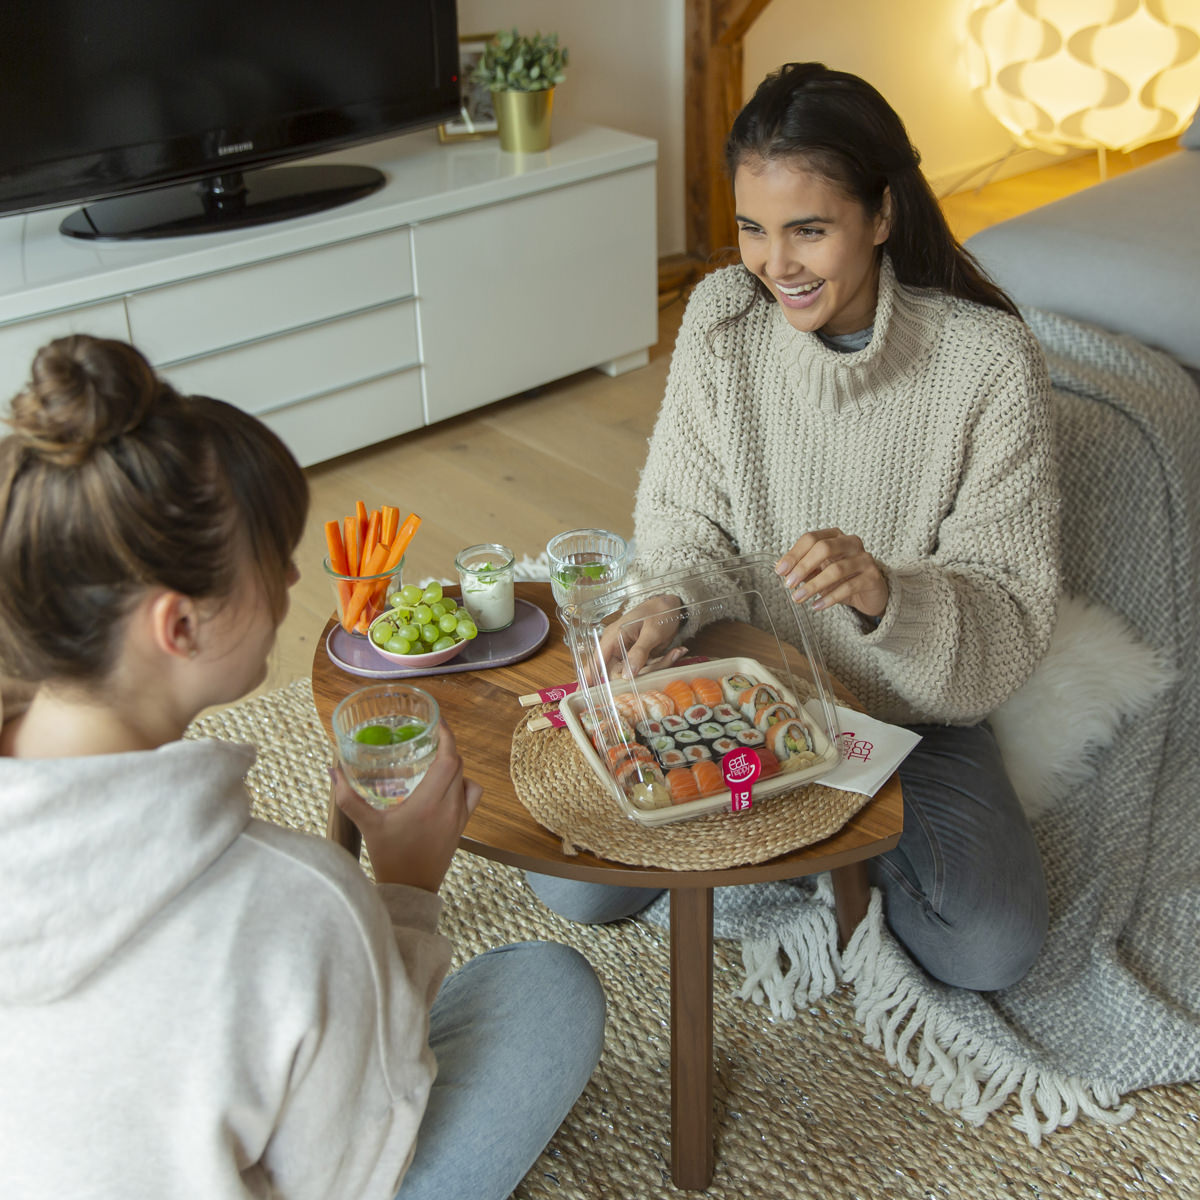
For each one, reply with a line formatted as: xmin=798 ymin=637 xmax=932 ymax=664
xmin=493 ymin=88 xmax=555 ymax=153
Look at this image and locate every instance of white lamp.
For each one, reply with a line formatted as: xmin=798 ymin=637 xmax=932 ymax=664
xmin=966 ymin=0 xmax=1200 ymax=175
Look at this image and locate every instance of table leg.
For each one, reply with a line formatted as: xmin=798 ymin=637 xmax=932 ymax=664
xmin=831 ymin=861 xmax=870 ymax=950
xmin=326 ymin=794 xmax=362 ymax=862
xmin=669 ymin=886 xmax=714 ymax=1190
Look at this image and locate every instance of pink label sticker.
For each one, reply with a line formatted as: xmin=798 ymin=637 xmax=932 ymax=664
xmin=539 ymin=683 xmax=579 ymax=703
xmin=721 ymin=748 xmax=761 ymax=813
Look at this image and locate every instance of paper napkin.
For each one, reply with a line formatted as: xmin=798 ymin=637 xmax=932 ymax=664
xmin=812 ymin=704 xmax=922 ymax=797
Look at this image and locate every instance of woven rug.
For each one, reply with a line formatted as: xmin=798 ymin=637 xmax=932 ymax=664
xmin=187 ymin=680 xmax=1200 ymax=1199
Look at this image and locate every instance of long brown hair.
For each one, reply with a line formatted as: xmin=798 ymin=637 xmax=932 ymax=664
xmin=722 ymin=62 xmax=1018 ymax=322
xmin=0 ymin=335 xmax=309 ymax=684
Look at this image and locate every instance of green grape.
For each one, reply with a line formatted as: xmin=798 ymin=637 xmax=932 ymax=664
xmin=432 ymin=635 xmax=457 ymax=651
xmin=353 ymin=723 xmax=393 ymax=745
xmin=395 ymin=622 xmax=421 ymax=642
xmin=437 ymin=613 xmax=458 ymax=634
xmin=454 ymin=606 xmax=471 ymax=621
xmin=421 ymin=581 xmax=443 ymax=604
xmin=386 ymin=636 xmax=413 ymax=655
xmin=412 ymin=603 xmax=433 ymax=624
xmin=419 ymin=623 xmax=439 ymax=644
xmin=428 ymin=600 xmax=449 ymax=619
xmin=370 ymin=619 xmax=395 ymax=646
xmin=398 ymin=584 xmax=423 ymax=606
xmin=456 ymin=618 xmax=478 ymax=640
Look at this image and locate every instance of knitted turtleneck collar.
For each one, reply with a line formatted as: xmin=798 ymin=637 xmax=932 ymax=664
xmin=772 ymin=253 xmax=949 ymax=414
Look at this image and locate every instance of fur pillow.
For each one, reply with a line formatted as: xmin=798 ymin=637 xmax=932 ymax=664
xmin=991 ymin=594 xmax=1175 ymax=820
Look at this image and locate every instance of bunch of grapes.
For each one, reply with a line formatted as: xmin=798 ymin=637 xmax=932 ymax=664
xmin=368 ymin=580 xmax=479 ymax=655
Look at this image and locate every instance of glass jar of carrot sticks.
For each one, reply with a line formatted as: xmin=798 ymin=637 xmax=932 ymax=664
xmin=324 ymin=503 xmax=422 ymax=636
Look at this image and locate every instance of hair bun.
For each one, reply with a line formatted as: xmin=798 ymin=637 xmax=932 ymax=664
xmin=8 ymin=335 xmax=161 ymax=466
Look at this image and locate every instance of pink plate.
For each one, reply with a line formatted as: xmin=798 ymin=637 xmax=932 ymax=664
xmin=326 ymin=598 xmax=550 ymax=680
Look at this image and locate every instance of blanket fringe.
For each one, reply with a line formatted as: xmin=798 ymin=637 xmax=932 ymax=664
xmin=841 ymin=891 xmax=1136 ymax=1145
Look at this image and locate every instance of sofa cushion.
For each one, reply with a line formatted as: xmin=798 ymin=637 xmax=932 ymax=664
xmin=965 ymin=151 xmax=1200 ymax=370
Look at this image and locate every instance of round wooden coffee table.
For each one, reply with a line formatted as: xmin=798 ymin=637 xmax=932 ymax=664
xmin=311 ymin=581 xmax=902 ymax=1190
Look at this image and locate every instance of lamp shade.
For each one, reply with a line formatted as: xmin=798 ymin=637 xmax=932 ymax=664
xmin=966 ymin=0 xmax=1200 ymax=153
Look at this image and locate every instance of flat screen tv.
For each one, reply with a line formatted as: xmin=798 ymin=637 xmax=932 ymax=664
xmin=0 ymin=0 xmax=460 ymax=241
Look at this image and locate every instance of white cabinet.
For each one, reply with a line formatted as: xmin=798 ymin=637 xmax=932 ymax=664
xmin=0 ymin=124 xmax=657 ymax=466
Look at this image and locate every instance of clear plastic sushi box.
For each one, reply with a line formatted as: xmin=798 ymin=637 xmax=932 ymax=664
xmin=560 ymin=553 xmax=842 ymax=827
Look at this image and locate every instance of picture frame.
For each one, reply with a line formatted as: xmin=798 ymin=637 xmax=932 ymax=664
xmin=438 ymin=34 xmax=499 ymax=142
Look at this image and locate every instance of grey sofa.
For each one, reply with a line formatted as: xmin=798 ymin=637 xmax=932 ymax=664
xmin=966 ymin=118 xmax=1200 ymax=383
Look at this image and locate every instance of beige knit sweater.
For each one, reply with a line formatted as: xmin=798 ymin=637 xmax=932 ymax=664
xmin=632 ymin=257 xmax=1060 ymax=725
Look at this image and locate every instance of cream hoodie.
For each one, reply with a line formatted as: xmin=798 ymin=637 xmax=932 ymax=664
xmin=0 ymin=736 xmax=451 ymax=1198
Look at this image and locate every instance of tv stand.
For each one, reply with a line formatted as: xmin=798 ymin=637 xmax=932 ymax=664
xmin=0 ymin=123 xmax=657 ymax=466
xmin=59 ymin=164 xmax=387 ymax=241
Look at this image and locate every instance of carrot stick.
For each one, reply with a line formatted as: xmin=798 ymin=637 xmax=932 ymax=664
xmin=382 ymin=512 xmax=421 ymax=572
xmin=362 ymin=509 xmax=382 ymax=568
xmin=380 ymin=505 xmax=399 ymax=546
xmin=344 ymin=516 xmax=360 ymax=577
xmin=324 ymin=520 xmax=352 ymax=614
xmin=355 ymin=499 xmax=368 ymax=546
xmin=342 ymin=542 xmax=390 ymax=632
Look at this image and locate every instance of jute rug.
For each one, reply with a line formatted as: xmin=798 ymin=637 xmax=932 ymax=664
xmin=189 ymin=680 xmax=1200 ymax=1200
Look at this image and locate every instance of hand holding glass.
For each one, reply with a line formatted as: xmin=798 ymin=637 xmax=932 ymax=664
xmin=546 ymin=529 xmax=629 ymax=627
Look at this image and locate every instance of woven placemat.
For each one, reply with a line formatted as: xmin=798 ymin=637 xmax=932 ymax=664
xmin=189 ymin=680 xmax=1200 ymax=1200
xmin=509 ymin=706 xmax=874 ymax=869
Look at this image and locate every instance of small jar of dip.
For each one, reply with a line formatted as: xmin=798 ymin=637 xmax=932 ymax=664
xmin=455 ymin=543 xmax=516 ymax=632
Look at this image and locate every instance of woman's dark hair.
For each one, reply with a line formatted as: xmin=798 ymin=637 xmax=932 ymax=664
xmin=723 ymin=62 xmax=1018 ymax=318
xmin=0 ymin=334 xmax=309 ymax=684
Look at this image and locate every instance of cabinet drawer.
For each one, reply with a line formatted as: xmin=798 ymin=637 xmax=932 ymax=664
xmin=263 ymin=367 xmax=425 ymax=467
xmin=128 ymin=228 xmax=414 ymax=364
xmin=0 ymin=302 xmax=130 ymax=413
xmin=159 ymin=300 xmax=419 ymax=417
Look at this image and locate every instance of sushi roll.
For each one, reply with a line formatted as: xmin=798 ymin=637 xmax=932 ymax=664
xmin=735 ymin=728 xmax=766 ymax=750
xmin=682 ymin=744 xmax=713 ymax=763
xmin=634 ymin=718 xmax=665 ymax=743
xmin=607 ymin=742 xmax=654 ymax=772
xmin=620 ymin=761 xmax=671 ymax=810
xmin=691 ymin=759 xmax=724 ymax=796
xmin=753 ymin=701 xmax=799 ymax=732
xmin=770 ymin=718 xmax=816 ymax=762
xmin=683 ymin=703 xmax=713 ymax=727
xmin=712 ymin=702 xmax=740 ymax=725
xmin=659 ymin=748 xmax=688 ymax=770
xmin=723 ymin=718 xmax=751 ymax=736
xmin=720 ymin=672 xmax=756 ymax=703
xmin=674 ymin=729 xmax=702 ymax=748
xmin=696 ymin=721 xmax=725 ymax=744
xmin=665 ymin=767 xmax=701 ymax=804
xmin=737 ymin=683 xmax=783 ymax=719
xmin=711 ymin=735 xmax=739 ymax=757
xmin=648 ymin=734 xmax=676 ymax=757
xmin=661 ymin=714 xmax=689 ymax=735
xmin=615 ymin=756 xmax=659 ymax=792
xmin=690 ymin=677 xmax=724 ymax=707
xmin=663 ymin=679 xmax=697 ymax=714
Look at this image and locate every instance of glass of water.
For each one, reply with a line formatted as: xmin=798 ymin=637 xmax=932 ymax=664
xmin=332 ymin=684 xmax=440 ymax=809
xmin=546 ymin=528 xmax=629 ymax=630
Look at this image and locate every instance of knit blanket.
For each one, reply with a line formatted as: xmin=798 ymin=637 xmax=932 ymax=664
xmin=642 ymin=308 xmax=1200 ymax=1142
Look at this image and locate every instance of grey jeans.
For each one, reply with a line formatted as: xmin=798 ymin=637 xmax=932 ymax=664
xmin=527 ymin=722 xmax=1048 ymax=992
xmin=397 ymin=941 xmax=606 ymax=1199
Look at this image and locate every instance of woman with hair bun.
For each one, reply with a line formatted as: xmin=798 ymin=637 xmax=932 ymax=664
xmin=0 ymin=335 xmax=604 ymax=1199
xmin=530 ymin=63 xmax=1059 ymax=993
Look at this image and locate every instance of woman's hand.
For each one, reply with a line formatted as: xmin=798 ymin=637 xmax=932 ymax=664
xmin=595 ymin=593 xmax=689 ymax=680
xmin=333 ymin=722 xmax=481 ymax=893
xmin=776 ymin=529 xmax=889 ymax=619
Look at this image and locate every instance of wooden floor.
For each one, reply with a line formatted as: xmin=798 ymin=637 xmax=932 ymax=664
xmin=260 ymin=137 xmax=1179 ymax=696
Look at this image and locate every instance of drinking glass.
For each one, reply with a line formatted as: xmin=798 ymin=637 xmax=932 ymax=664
xmin=324 ymin=555 xmax=405 ymax=637
xmin=546 ymin=528 xmax=629 ymax=630
xmin=455 ymin=543 xmax=516 ymax=631
xmin=332 ymin=684 xmax=440 ymax=809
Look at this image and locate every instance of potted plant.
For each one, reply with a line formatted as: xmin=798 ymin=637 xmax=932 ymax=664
xmin=471 ymin=29 xmax=569 ymax=153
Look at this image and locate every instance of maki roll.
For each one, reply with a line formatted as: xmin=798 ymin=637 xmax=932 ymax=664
xmin=683 ymin=703 xmax=713 ymax=727
xmin=737 ymin=683 xmax=783 ymax=719
xmin=674 ymin=729 xmax=702 ymax=748
xmin=683 ymin=744 xmax=713 ymax=763
xmin=648 ymin=733 xmax=676 ymax=756
xmin=711 ymin=735 xmax=739 ymax=757
xmin=711 ymin=702 xmax=740 ymax=725
xmin=619 ymin=760 xmax=671 ymax=810
xmin=661 ymin=714 xmax=689 ymax=735
xmin=735 ymin=728 xmax=766 ymax=750
xmin=770 ymin=718 xmax=816 ymax=763
xmin=720 ymin=672 xmax=756 ymax=703
xmin=634 ymin=718 xmax=666 ymax=743
xmin=696 ymin=721 xmax=725 ymax=744
xmin=753 ymin=701 xmax=799 ymax=732
xmin=723 ymin=718 xmax=751 ymax=736
xmin=659 ymin=748 xmax=688 ymax=770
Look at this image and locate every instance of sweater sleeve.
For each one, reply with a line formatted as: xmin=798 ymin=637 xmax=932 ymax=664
xmin=862 ymin=326 xmax=1060 ymax=722
xmin=256 ymin=860 xmax=452 ymax=1200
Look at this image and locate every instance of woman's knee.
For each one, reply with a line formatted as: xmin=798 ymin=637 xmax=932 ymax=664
xmin=524 ymin=871 xmax=662 ymax=924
